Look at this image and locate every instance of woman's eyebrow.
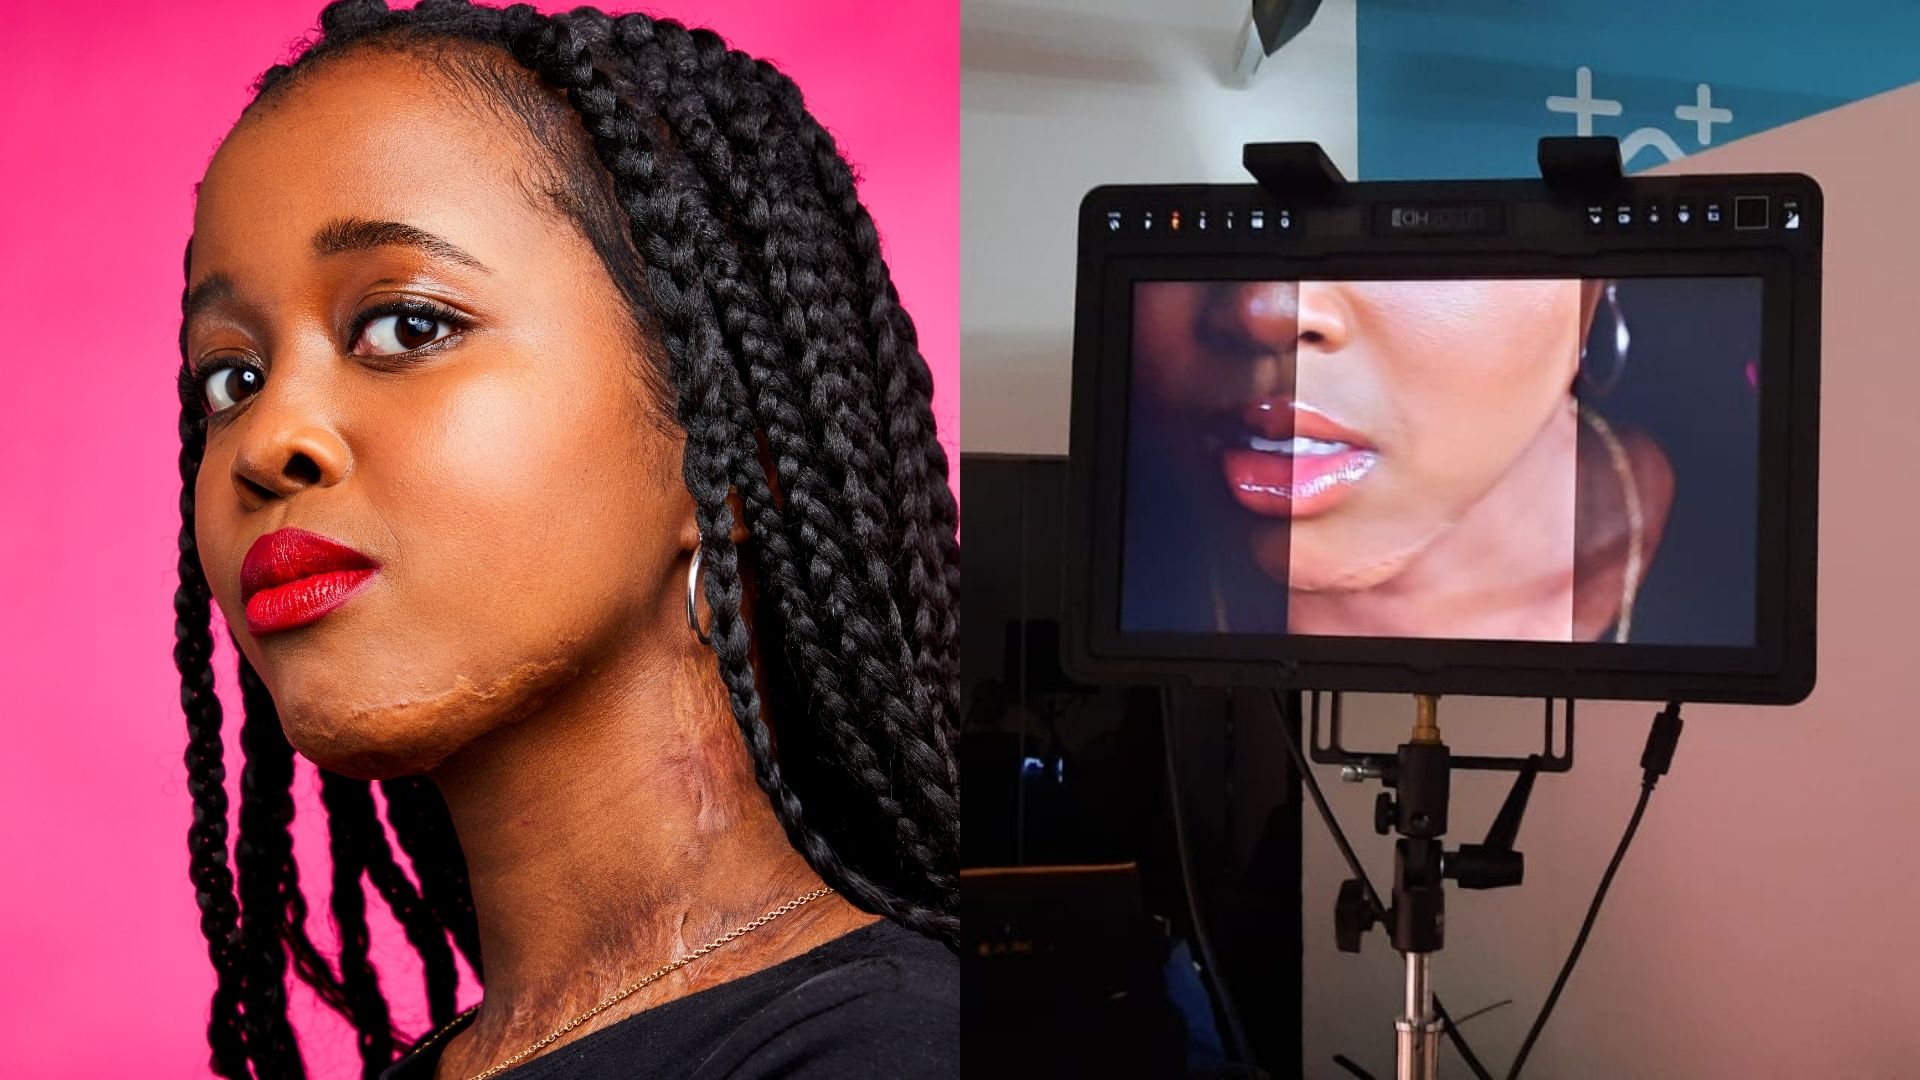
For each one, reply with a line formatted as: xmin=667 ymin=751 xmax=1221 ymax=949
xmin=183 ymin=219 xmax=493 ymax=326
xmin=311 ymin=216 xmax=494 ymax=273
xmin=184 ymin=273 xmax=236 ymax=323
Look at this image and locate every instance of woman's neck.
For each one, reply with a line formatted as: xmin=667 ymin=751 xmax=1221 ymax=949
xmin=423 ymin=636 xmax=871 ymax=1071
xmin=1288 ymin=400 xmax=1582 ymax=640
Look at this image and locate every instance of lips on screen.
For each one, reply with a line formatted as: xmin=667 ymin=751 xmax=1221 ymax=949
xmin=1119 ymin=276 xmax=1765 ymax=645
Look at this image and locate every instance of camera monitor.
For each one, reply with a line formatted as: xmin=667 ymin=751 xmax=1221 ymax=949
xmin=1065 ymin=145 xmax=1820 ymax=704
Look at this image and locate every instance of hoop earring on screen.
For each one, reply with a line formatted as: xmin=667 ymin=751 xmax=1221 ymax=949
xmin=686 ymin=547 xmax=712 ymax=647
xmin=1578 ymin=281 xmax=1630 ymax=397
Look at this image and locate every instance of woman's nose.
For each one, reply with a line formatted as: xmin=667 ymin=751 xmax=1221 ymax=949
xmin=228 ymin=377 xmax=351 ymax=505
xmin=1220 ymin=282 xmax=1298 ymax=351
xmin=1201 ymin=283 xmax=1301 ymax=400
xmin=1297 ymin=281 xmax=1352 ymax=350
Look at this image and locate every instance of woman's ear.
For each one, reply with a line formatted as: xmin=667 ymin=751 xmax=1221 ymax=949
xmin=1578 ymin=279 xmax=1606 ymax=347
xmin=678 ymin=489 xmax=752 ymax=551
xmin=725 ymin=489 xmax=750 ymax=545
xmin=1571 ymin=279 xmax=1609 ymax=390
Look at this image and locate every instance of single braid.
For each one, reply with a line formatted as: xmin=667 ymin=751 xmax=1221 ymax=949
xmin=380 ymin=775 xmax=482 ymax=981
xmin=235 ymin=657 xmax=363 ymax=1033
xmin=173 ymin=239 xmax=251 ymax=1078
xmin=354 ymin=796 xmax=462 ymax=1026
xmin=315 ymin=771 xmax=400 ymax=1075
xmin=233 ymin=657 xmax=313 ymax=1077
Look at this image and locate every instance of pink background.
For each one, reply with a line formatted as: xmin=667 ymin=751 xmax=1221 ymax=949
xmin=0 ymin=2 xmax=956 ymax=1076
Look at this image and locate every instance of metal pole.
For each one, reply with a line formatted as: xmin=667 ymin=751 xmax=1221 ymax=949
xmin=1395 ymin=951 xmax=1440 ymax=1080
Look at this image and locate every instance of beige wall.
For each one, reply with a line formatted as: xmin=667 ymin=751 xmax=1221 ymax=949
xmin=1300 ymin=85 xmax=1920 ymax=1078
xmin=963 ymin=0 xmax=1357 ymax=455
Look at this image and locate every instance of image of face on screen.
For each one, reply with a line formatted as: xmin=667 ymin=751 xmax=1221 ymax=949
xmin=1123 ymin=277 xmax=1761 ymax=643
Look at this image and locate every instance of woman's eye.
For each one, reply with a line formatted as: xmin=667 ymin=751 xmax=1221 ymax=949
xmin=202 ymin=365 xmax=263 ymax=415
xmin=352 ymin=311 xmax=457 ymax=356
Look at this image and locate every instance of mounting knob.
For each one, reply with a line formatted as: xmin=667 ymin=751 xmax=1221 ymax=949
xmin=1374 ymin=792 xmax=1396 ymax=836
xmin=1446 ymin=844 xmax=1526 ymax=890
xmin=1335 ymin=878 xmax=1378 ymax=953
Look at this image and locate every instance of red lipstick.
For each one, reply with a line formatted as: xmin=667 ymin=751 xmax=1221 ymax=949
xmin=241 ymin=527 xmax=379 ymax=636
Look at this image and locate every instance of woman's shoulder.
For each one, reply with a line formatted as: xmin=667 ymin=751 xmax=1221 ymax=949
xmin=691 ymin=917 xmax=958 ymax=1079
xmin=811 ymin=913 xmax=958 ymax=971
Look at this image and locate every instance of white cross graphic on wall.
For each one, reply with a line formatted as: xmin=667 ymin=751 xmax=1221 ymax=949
xmin=1545 ymin=66 xmax=1622 ymax=136
xmin=1675 ymin=83 xmax=1733 ymax=145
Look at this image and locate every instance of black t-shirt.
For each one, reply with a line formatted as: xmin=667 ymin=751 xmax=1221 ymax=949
xmin=378 ymin=917 xmax=958 ymax=1080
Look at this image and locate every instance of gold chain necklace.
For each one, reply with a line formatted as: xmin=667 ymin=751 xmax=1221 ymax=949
xmin=404 ymin=885 xmax=838 ymax=1080
xmin=1579 ymin=404 xmax=1643 ymax=643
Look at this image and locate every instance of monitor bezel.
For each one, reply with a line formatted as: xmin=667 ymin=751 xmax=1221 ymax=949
xmin=1065 ymin=176 xmax=1820 ymax=705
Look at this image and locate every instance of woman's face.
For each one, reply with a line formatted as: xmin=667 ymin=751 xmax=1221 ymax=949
xmin=185 ymin=50 xmax=691 ymax=778
xmin=1134 ymin=278 xmax=1584 ymax=591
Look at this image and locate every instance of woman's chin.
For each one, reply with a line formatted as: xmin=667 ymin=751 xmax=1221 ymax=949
xmin=1258 ymin=531 xmax=1424 ymax=597
xmin=277 ymin=700 xmax=468 ymax=780
xmin=1282 ymin=560 xmax=1405 ymax=596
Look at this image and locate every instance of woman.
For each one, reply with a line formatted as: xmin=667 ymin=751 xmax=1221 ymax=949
xmin=172 ymin=2 xmax=959 ymax=1077
xmin=1125 ymin=277 xmax=1681 ymax=643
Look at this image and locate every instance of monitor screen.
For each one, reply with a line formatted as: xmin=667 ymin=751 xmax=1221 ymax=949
xmin=1120 ymin=276 xmax=1764 ymax=647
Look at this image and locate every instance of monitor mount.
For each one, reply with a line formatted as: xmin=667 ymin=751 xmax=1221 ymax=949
xmin=1246 ymin=136 xmax=1625 ymax=1080
xmin=1308 ymin=691 xmax=1572 ymax=1080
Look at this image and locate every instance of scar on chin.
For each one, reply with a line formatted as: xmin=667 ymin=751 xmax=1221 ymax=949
xmin=313 ymin=644 xmax=588 ymax=775
xmin=1290 ymin=519 xmax=1454 ymax=594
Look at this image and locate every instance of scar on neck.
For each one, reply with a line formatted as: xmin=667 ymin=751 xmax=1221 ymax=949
xmin=668 ymin=649 xmax=763 ymax=836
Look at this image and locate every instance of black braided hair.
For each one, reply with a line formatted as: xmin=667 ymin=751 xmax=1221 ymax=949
xmin=234 ymin=655 xmax=319 ymax=1075
xmin=174 ymin=244 xmax=249 ymax=1075
xmin=171 ymin=2 xmax=960 ymax=1076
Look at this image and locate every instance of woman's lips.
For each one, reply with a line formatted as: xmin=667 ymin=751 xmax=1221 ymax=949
xmin=245 ymin=569 xmax=379 ymax=635
xmin=1219 ymin=402 xmax=1379 ymax=518
xmin=1223 ymin=443 xmax=1378 ymax=517
xmin=241 ymin=527 xmax=379 ymax=636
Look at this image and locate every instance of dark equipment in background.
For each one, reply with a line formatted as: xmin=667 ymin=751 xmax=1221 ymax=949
xmin=962 ymin=454 xmax=1303 ymax=1078
xmin=962 ymin=863 xmax=1183 ymax=1078
xmin=1232 ymin=0 xmax=1325 ymax=82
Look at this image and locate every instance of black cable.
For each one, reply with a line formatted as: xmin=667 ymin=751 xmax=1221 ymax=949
xmin=1161 ymin=687 xmax=1256 ymax=1068
xmin=1505 ymin=701 xmax=1684 ymax=1079
xmin=1504 ymin=702 xmax=1684 ymax=1076
xmin=1331 ymin=1053 xmax=1376 ymax=1079
xmin=1450 ymin=998 xmax=1515 ymax=1027
xmin=1267 ymin=690 xmax=1495 ymax=1080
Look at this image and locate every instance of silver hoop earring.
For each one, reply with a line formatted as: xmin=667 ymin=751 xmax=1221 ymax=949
xmin=1578 ymin=281 xmax=1630 ymax=397
xmin=686 ymin=547 xmax=712 ymax=647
